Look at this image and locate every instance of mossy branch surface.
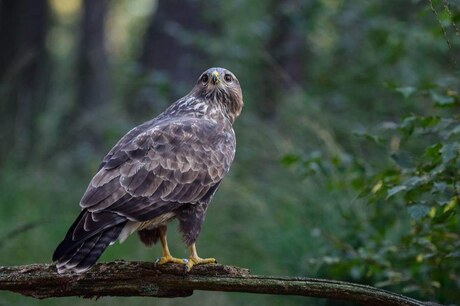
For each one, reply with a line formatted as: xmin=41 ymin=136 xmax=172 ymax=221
xmin=0 ymin=261 xmax=440 ymax=305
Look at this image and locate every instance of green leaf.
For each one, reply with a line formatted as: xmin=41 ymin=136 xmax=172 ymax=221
xmin=423 ymin=143 xmax=442 ymax=160
xmin=446 ymin=124 xmax=460 ymax=138
xmin=395 ymin=86 xmax=416 ymax=98
xmin=440 ymin=142 xmax=459 ymax=163
xmin=407 ymin=205 xmax=430 ymax=220
xmin=434 ymin=209 xmax=456 ymax=223
xmin=391 ymin=152 xmax=413 ymax=169
xmin=403 ymin=176 xmax=425 ymax=188
xmin=387 ymin=185 xmax=407 ymax=199
xmin=446 ymin=251 xmax=460 ymax=258
xmin=430 ymin=90 xmax=455 ymax=106
xmin=353 ymin=131 xmax=383 ymax=144
xmin=399 ymin=116 xmax=416 ymax=136
xmin=418 ymin=116 xmax=440 ymax=129
xmin=281 ymin=154 xmax=299 ymax=166
xmin=432 ymin=182 xmax=447 ymax=193
xmin=430 ymin=164 xmax=446 ymax=176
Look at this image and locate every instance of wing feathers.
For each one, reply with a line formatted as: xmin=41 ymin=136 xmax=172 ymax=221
xmin=74 ymin=211 xmax=125 ymax=241
xmin=81 ymin=178 xmax=120 ymax=207
xmin=88 ymin=189 xmax=126 ymax=211
xmin=120 ymin=162 xmax=143 ymax=177
xmin=174 ymin=169 xmax=199 ymax=184
xmin=54 ymin=100 xmax=238 ymax=274
xmin=56 ymin=118 xmax=234 ymax=271
xmin=120 ymin=167 xmax=149 ymax=191
xmin=104 ymin=151 xmax=129 ymax=169
xmin=91 ymin=168 xmax=120 ymax=187
xmin=80 ymin=117 xmax=230 ymax=215
xmin=130 ymin=172 xmax=163 ymax=197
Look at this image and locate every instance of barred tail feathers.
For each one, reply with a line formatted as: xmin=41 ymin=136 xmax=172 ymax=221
xmin=54 ymin=223 xmax=125 ymax=273
xmin=53 ymin=208 xmax=128 ymax=273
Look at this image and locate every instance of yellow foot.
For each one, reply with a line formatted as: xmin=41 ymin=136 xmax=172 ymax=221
xmin=185 ymin=256 xmax=216 ymax=272
xmin=156 ymin=255 xmax=186 ymax=265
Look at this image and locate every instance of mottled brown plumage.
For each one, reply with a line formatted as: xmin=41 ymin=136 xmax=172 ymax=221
xmin=53 ymin=67 xmax=243 ymax=273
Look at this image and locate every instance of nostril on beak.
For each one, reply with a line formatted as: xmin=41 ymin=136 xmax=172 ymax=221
xmin=211 ymin=71 xmax=220 ymax=85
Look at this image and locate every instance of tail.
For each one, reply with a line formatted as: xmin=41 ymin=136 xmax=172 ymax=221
xmin=52 ymin=210 xmax=126 ymax=273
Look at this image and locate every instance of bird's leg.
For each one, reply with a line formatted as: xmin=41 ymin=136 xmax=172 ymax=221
xmin=185 ymin=243 xmax=216 ymax=271
xmin=156 ymin=226 xmax=186 ymax=265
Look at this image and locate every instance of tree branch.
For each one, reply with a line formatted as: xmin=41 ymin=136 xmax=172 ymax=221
xmin=0 ymin=261 xmax=439 ymax=305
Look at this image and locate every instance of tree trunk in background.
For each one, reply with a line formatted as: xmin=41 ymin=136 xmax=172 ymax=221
xmin=73 ymin=0 xmax=111 ymax=148
xmin=132 ymin=0 xmax=211 ymax=116
xmin=0 ymin=0 xmax=50 ymax=165
xmin=259 ymin=0 xmax=309 ymax=120
xmin=141 ymin=0 xmax=209 ymax=84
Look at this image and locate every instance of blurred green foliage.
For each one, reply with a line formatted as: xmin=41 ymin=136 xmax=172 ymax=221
xmin=285 ymin=83 xmax=460 ymax=303
xmin=0 ymin=0 xmax=459 ymax=305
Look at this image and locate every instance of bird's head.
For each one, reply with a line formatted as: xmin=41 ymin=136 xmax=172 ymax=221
xmin=192 ymin=67 xmax=243 ymax=123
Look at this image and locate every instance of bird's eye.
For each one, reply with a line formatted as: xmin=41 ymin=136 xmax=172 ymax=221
xmin=201 ymin=74 xmax=209 ymax=83
xmin=224 ymin=74 xmax=233 ymax=82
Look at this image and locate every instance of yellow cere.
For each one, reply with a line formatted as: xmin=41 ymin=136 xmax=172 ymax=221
xmin=212 ymin=70 xmax=220 ymax=81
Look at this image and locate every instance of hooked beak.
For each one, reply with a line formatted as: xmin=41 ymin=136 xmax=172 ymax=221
xmin=211 ymin=70 xmax=220 ymax=85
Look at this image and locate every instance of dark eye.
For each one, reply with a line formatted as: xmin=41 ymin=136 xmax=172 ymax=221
xmin=201 ymin=74 xmax=209 ymax=83
xmin=224 ymin=74 xmax=233 ymax=82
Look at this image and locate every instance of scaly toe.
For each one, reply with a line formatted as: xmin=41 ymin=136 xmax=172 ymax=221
xmin=185 ymin=257 xmax=216 ymax=272
xmin=156 ymin=255 xmax=187 ymax=266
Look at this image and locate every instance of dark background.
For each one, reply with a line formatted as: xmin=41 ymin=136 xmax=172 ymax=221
xmin=1 ymin=0 xmax=459 ymax=305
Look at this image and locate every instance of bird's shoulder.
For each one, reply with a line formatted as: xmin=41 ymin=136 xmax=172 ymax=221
xmin=104 ymin=115 xmax=234 ymax=166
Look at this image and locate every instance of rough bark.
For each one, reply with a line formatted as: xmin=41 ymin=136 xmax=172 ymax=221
xmin=0 ymin=261 xmax=439 ymax=305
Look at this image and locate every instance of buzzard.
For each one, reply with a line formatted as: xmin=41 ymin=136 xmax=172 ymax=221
xmin=53 ymin=67 xmax=243 ymax=273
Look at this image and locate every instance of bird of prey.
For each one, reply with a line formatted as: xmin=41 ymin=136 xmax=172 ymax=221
xmin=53 ymin=67 xmax=243 ymax=273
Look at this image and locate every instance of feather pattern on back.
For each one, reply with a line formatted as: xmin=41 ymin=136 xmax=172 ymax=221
xmin=53 ymin=67 xmax=243 ymax=273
